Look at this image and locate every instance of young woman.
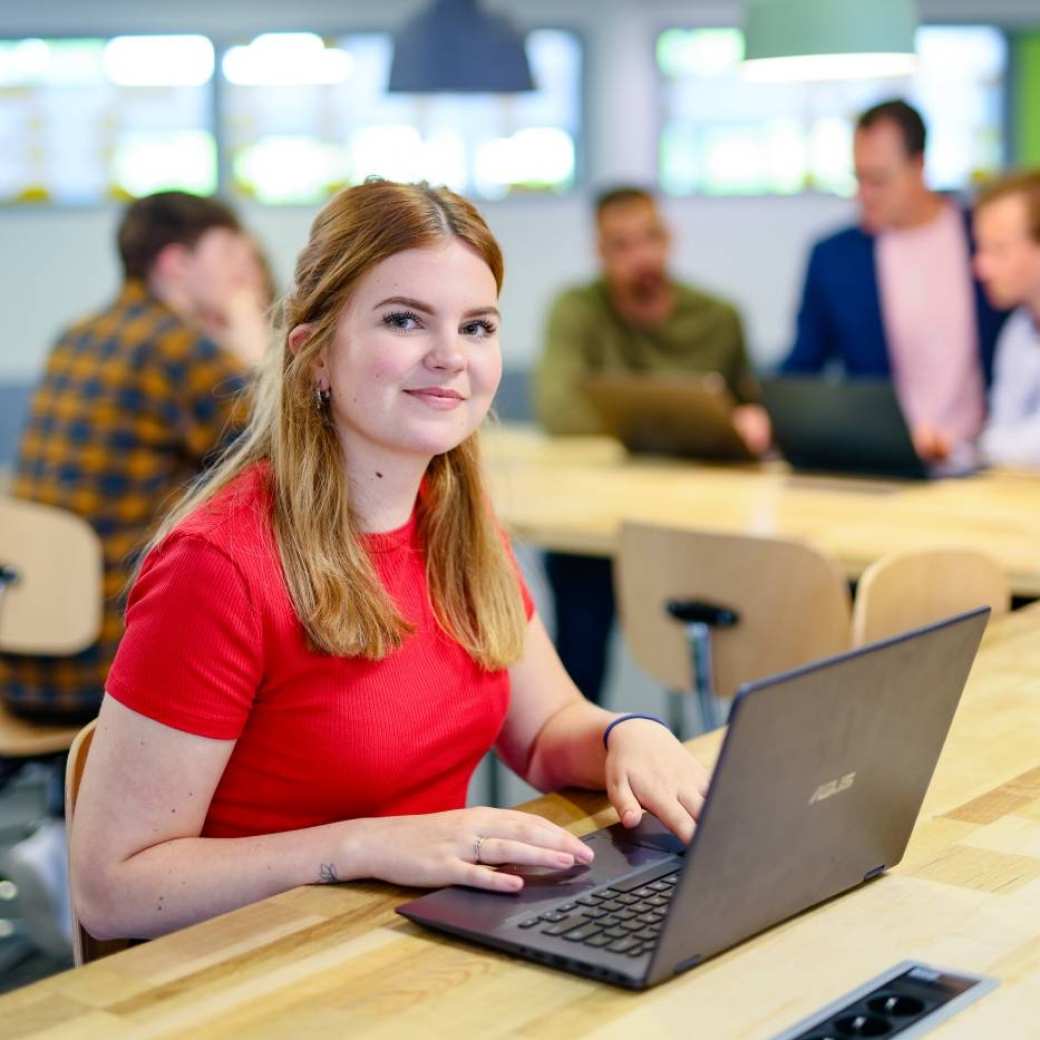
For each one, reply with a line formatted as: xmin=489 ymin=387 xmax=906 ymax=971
xmin=72 ymin=181 xmax=709 ymax=941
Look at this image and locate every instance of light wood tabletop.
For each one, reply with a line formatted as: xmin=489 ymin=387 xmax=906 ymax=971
xmin=482 ymin=424 xmax=1040 ymax=598
xmin=3 ymin=604 xmax=1040 ymax=1037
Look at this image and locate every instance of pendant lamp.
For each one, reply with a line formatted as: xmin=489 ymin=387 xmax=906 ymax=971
xmin=743 ymin=0 xmax=918 ymax=81
xmin=388 ymin=0 xmax=534 ymax=93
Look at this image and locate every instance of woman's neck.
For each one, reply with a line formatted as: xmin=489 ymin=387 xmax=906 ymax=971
xmin=342 ymin=443 xmax=430 ymax=533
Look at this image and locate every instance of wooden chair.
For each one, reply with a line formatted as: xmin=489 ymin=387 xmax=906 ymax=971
xmin=852 ymin=548 xmax=1010 ymax=647
xmin=64 ymin=719 xmax=132 ymax=965
xmin=615 ymin=523 xmax=852 ymax=734
xmin=0 ymin=497 xmax=103 ymax=962
xmin=0 ymin=496 xmax=103 ymax=770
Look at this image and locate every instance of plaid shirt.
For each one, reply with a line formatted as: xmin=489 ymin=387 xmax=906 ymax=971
xmin=1 ymin=280 xmax=250 ymax=719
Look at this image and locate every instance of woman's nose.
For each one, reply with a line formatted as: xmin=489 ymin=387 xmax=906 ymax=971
xmin=425 ymin=333 xmax=467 ymax=371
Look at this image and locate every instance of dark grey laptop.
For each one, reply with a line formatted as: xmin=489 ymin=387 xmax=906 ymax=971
xmin=584 ymin=372 xmax=755 ymax=462
xmin=398 ymin=607 xmax=988 ymax=989
xmin=761 ymin=376 xmax=979 ymax=480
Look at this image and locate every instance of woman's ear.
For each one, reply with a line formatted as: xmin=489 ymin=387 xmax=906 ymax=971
xmin=287 ymin=322 xmax=314 ymax=356
xmin=289 ymin=322 xmax=329 ymax=388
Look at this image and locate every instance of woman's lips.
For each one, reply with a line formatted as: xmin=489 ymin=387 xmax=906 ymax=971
xmin=403 ymin=387 xmax=466 ymax=409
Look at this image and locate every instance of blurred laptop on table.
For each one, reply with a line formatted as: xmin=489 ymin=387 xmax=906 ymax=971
xmin=761 ymin=377 xmax=981 ymax=481
xmin=583 ymin=373 xmax=755 ymax=463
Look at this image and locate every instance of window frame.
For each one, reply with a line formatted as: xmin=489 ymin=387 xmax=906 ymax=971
xmin=0 ymin=20 xmax=590 ymax=210
xmin=0 ymin=32 xmax=222 ymax=208
xmin=651 ymin=17 xmax=1014 ymax=200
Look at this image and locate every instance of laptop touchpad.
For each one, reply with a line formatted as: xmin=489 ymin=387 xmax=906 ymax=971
xmin=622 ymin=813 xmax=689 ymax=856
xmin=499 ymin=825 xmax=670 ymax=888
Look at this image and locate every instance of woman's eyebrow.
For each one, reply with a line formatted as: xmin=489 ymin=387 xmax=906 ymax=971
xmin=373 ymin=295 xmax=433 ymax=313
xmin=374 ymin=296 xmax=500 ymax=320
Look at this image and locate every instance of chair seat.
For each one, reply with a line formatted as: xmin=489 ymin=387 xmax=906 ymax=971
xmin=0 ymin=702 xmax=81 ymax=758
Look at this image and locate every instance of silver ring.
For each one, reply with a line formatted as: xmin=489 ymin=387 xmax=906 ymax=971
xmin=473 ymin=835 xmax=485 ymax=864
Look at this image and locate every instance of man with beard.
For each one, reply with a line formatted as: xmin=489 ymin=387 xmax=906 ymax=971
xmin=532 ymin=186 xmax=767 ymax=705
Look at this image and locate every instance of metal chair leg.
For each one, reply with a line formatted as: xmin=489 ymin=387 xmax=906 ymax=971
xmin=666 ymin=693 xmax=687 ymax=740
xmin=687 ymin=621 xmax=722 ymax=732
xmin=486 ymin=753 xmax=501 ymax=807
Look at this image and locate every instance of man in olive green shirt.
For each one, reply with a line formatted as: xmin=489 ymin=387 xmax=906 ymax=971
xmin=533 ymin=186 xmax=769 ymax=705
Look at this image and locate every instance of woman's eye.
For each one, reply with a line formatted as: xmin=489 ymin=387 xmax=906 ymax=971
xmin=383 ymin=310 xmax=421 ymax=330
xmin=462 ymin=319 xmax=497 ymax=337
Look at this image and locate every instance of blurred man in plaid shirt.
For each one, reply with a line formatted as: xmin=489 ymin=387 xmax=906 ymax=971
xmin=1 ymin=191 xmax=270 ymax=725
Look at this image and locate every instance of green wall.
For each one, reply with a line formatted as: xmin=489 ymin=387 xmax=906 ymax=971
xmin=1012 ymin=30 xmax=1040 ymax=166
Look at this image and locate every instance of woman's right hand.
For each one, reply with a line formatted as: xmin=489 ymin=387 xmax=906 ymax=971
xmin=344 ymin=808 xmax=595 ymax=893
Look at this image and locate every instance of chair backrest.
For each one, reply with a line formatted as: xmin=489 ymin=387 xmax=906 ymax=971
xmin=0 ymin=702 xmax=83 ymax=759
xmin=65 ymin=719 xmax=133 ymax=965
xmin=616 ymin=523 xmax=852 ymax=698
xmin=852 ymin=548 xmax=1010 ymax=647
xmin=0 ymin=496 xmax=103 ymax=655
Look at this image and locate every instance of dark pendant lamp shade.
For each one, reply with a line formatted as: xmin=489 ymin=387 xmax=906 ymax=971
xmin=388 ymin=0 xmax=535 ymax=93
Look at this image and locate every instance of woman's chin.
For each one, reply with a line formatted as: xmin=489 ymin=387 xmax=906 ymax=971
xmin=405 ymin=413 xmax=487 ymax=454
xmin=391 ymin=426 xmax=480 ymax=458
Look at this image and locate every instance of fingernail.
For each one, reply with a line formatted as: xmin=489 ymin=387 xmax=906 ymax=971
xmin=623 ymin=810 xmax=641 ymax=826
xmin=579 ymin=846 xmax=594 ymax=862
xmin=555 ymin=853 xmax=574 ymax=866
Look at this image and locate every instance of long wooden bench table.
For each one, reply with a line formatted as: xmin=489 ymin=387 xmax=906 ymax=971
xmin=3 ymin=603 xmax=1040 ymax=1036
xmin=483 ymin=424 xmax=1040 ymax=598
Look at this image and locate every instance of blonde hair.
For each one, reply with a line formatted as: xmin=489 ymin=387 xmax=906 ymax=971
xmin=976 ymin=168 xmax=1040 ymax=245
xmin=148 ymin=180 xmax=527 ymax=669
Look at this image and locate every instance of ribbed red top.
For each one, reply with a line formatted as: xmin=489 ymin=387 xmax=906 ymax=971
xmin=106 ymin=463 xmax=532 ymax=838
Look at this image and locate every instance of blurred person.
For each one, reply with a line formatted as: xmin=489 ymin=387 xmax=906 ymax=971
xmin=974 ymin=170 xmax=1040 ymax=466
xmin=0 ymin=190 xmax=267 ymax=958
xmin=197 ymin=232 xmax=279 ymax=345
xmin=533 ymin=186 xmax=768 ymax=704
xmin=1 ymin=190 xmax=267 ymax=724
xmin=781 ymin=99 xmax=1008 ymax=462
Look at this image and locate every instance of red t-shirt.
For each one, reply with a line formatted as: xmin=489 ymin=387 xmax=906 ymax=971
xmin=106 ymin=463 xmax=533 ymax=838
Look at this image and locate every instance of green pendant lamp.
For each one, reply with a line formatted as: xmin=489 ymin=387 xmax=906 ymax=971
xmin=743 ymin=0 xmax=918 ymax=81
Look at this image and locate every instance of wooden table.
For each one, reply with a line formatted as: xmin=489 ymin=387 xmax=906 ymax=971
xmin=483 ymin=424 xmax=1040 ymax=597
xmin=4 ymin=605 xmax=1040 ymax=1037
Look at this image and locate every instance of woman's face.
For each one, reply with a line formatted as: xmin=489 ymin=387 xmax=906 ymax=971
xmin=316 ymin=238 xmax=502 ymax=464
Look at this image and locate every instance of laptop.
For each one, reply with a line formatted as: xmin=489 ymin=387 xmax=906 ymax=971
xmin=583 ymin=372 xmax=755 ymax=462
xmin=761 ymin=376 xmax=979 ymax=480
xmin=398 ymin=607 xmax=989 ymax=990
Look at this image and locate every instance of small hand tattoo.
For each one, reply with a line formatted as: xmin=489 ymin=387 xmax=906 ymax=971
xmin=318 ymin=863 xmax=340 ymax=884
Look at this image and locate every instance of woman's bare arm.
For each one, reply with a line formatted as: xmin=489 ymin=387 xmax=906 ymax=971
xmin=73 ymin=692 xmax=593 ymax=940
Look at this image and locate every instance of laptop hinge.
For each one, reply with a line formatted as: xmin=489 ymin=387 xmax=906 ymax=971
xmin=864 ymin=864 xmax=886 ymax=882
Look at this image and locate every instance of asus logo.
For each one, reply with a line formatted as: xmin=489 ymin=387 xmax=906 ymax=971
xmin=809 ymin=772 xmax=856 ymax=805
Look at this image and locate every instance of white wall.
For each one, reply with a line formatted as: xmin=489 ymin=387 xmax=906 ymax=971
xmin=2 ymin=0 xmax=1036 ymax=381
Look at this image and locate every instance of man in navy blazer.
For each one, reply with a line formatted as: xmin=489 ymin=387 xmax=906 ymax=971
xmin=781 ymin=100 xmax=1008 ymax=461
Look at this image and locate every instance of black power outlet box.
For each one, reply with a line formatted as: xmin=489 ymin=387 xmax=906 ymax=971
xmin=770 ymin=961 xmax=997 ymax=1039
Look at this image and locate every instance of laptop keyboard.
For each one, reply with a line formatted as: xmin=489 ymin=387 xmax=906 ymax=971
xmin=515 ymin=870 xmax=680 ymax=958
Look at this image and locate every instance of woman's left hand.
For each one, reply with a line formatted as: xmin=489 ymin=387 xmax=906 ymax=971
xmin=604 ymin=718 xmax=711 ymax=844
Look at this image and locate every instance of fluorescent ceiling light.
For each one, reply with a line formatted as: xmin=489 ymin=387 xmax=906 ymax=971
xmin=223 ymin=33 xmax=352 ymax=87
xmin=103 ymin=35 xmax=214 ymax=87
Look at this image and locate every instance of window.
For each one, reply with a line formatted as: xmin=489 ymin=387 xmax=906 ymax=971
xmin=0 ymin=36 xmax=216 ymax=204
xmin=222 ymin=29 xmax=582 ymax=204
xmin=657 ymin=26 xmax=1007 ymax=197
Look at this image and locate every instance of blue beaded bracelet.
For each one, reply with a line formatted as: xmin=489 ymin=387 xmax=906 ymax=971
xmin=602 ymin=712 xmax=671 ymax=749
